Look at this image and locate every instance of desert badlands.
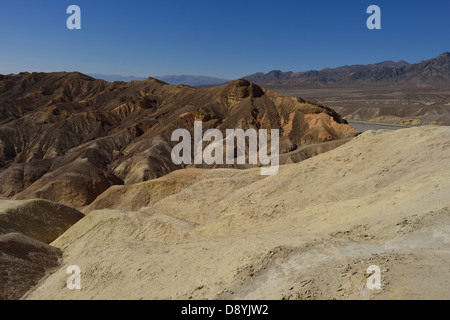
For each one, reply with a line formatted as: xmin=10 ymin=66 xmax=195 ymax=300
xmin=1 ymin=126 xmax=449 ymax=300
xmin=0 ymin=73 xmax=449 ymax=300
xmin=2 ymin=0 xmax=450 ymax=304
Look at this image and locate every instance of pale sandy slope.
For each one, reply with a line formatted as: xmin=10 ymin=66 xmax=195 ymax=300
xmin=24 ymin=126 xmax=450 ymax=300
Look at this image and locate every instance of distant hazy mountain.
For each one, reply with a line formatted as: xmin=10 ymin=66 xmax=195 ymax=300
xmin=88 ymin=74 xmax=147 ymax=82
xmin=245 ymin=53 xmax=450 ymax=87
xmin=88 ymin=74 xmax=229 ymax=86
xmin=156 ymin=75 xmax=230 ymax=86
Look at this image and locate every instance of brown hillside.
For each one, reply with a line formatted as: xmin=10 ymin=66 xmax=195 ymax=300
xmin=0 ymin=73 xmax=356 ymax=207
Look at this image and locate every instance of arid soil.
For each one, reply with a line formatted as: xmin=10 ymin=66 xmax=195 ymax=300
xmin=20 ymin=126 xmax=450 ymax=300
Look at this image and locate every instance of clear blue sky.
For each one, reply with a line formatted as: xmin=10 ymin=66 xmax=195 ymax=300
xmin=0 ymin=0 xmax=449 ymax=79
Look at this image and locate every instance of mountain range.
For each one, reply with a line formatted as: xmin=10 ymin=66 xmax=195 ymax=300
xmin=87 ymin=53 xmax=450 ymax=88
xmin=245 ymin=52 xmax=450 ymax=87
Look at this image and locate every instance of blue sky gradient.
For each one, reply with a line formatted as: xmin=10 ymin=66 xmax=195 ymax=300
xmin=0 ymin=0 xmax=449 ymax=79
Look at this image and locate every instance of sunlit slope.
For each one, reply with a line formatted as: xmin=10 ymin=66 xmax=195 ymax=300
xmin=25 ymin=126 xmax=450 ymax=300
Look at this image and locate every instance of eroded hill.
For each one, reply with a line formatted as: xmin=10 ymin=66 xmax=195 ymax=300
xmin=0 ymin=73 xmax=356 ymax=207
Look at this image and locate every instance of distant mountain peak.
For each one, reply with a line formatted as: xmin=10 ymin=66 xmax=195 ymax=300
xmin=437 ymin=52 xmax=450 ymax=59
